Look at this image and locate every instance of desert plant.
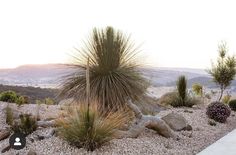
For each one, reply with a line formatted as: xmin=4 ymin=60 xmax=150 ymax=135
xmin=192 ymin=83 xmax=203 ymax=97
xmin=228 ymin=99 xmax=236 ymax=111
xmin=206 ymin=101 xmax=231 ymax=123
xmin=16 ymin=96 xmax=26 ymax=106
xmin=222 ymin=94 xmax=231 ymax=104
xmin=158 ymin=91 xmax=198 ymax=107
xmin=12 ymin=114 xmax=37 ymax=135
xmin=57 ymin=102 xmax=128 ymax=151
xmin=59 ymin=26 xmax=148 ymax=110
xmin=207 ymin=42 xmax=236 ymax=101
xmin=177 ymin=75 xmax=187 ymax=104
xmin=0 ymin=91 xmax=18 ymax=103
xmin=45 ymin=98 xmax=54 ymax=105
xmin=5 ymin=105 xmax=14 ymax=126
xmin=208 ymin=119 xmax=217 ymax=126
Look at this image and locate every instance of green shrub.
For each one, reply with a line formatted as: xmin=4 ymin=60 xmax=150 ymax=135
xmin=5 ymin=105 xmax=13 ymax=126
xmin=229 ymin=99 xmax=236 ymax=111
xmin=12 ymin=114 xmax=37 ymax=135
xmin=57 ymin=102 xmax=128 ymax=151
xmin=206 ymin=101 xmax=231 ymax=123
xmin=0 ymin=91 xmax=29 ymax=105
xmin=0 ymin=91 xmax=18 ymax=103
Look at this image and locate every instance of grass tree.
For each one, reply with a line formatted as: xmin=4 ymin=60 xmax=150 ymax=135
xmin=208 ymin=42 xmax=236 ymax=101
xmin=59 ymin=26 xmax=148 ymax=110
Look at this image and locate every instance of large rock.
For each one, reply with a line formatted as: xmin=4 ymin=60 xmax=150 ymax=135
xmin=162 ymin=112 xmax=191 ymax=131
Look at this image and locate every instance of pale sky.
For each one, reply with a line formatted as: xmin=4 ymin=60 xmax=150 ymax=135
xmin=0 ymin=0 xmax=236 ymax=69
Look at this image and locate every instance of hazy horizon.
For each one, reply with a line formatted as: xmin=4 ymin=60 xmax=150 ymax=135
xmin=1 ymin=0 xmax=236 ymax=69
xmin=0 ymin=63 xmax=208 ymax=70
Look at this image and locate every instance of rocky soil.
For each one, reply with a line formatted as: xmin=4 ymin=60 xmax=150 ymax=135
xmin=0 ymin=101 xmax=236 ymax=155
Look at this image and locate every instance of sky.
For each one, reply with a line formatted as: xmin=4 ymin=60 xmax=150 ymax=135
xmin=0 ymin=0 xmax=236 ymax=69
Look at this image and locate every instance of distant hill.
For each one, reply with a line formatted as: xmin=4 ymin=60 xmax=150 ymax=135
xmin=142 ymin=67 xmax=208 ymax=87
xmin=0 ymin=64 xmax=75 ymax=88
xmin=2 ymin=64 xmax=236 ymax=90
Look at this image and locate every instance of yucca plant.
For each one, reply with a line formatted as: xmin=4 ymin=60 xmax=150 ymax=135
xmin=57 ymin=102 xmax=129 ymax=151
xmin=59 ymin=26 xmax=148 ymax=110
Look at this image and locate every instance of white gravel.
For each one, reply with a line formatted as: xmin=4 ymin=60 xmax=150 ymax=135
xmin=1 ymin=101 xmax=236 ymax=155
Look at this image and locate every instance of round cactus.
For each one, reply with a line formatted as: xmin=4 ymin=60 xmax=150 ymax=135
xmin=206 ymin=101 xmax=231 ymax=123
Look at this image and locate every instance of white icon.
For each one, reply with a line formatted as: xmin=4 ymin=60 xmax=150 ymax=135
xmin=14 ymin=137 xmax=22 ymax=146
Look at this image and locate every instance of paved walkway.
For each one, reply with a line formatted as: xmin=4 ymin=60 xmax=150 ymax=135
xmin=197 ymin=129 xmax=236 ymax=155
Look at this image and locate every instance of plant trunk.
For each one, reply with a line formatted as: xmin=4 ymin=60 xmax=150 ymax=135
xmin=218 ymin=87 xmax=224 ymax=101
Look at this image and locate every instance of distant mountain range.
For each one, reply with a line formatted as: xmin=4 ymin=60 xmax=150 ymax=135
xmin=1 ymin=64 xmax=236 ymax=90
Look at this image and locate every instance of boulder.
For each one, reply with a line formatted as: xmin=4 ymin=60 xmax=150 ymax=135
xmin=27 ymin=150 xmax=37 ymax=155
xmin=162 ymin=112 xmax=191 ymax=131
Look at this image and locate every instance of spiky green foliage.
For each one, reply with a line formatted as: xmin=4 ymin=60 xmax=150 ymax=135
xmin=177 ymin=75 xmax=187 ymax=104
xmin=208 ymin=42 xmax=236 ymax=101
xmin=12 ymin=114 xmax=37 ymax=135
xmin=57 ymin=102 xmax=129 ymax=151
xmin=59 ymin=27 xmax=148 ymax=110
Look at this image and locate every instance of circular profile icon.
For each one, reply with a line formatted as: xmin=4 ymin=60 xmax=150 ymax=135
xmin=9 ymin=133 xmax=26 ymax=150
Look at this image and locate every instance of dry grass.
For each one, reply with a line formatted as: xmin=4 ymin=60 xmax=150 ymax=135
xmin=57 ymin=101 xmax=130 ymax=151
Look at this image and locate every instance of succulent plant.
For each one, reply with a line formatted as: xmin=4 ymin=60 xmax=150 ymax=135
xmin=206 ymin=101 xmax=231 ymax=123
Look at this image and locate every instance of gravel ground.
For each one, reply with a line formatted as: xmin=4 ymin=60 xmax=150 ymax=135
xmin=0 ymin=102 xmax=236 ymax=155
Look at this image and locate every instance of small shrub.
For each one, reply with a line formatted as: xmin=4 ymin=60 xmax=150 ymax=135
xmin=12 ymin=114 xmax=37 ymax=135
xmin=192 ymin=83 xmax=203 ymax=96
xmin=158 ymin=91 xmax=199 ymax=107
xmin=229 ymin=99 xmax=236 ymax=111
xmin=45 ymin=98 xmax=54 ymax=105
xmin=222 ymin=94 xmax=231 ymax=104
xmin=206 ymin=101 xmax=231 ymax=123
xmin=35 ymin=98 xmax=55 ymax=105
xmin=0 ymin=91 xmax=29 ymax=105
xmin=208 ymin=119 xmax=217 ymax=126
xmin=158 ymin=92 xmax=178 ymax=106
xmin=5 ymin=105 xmax=13 ymax=126
xmin=16 ymin=96 xmax=26 ymax=106
xmin=57 ymin=102 xmax=128 ymax=151
xmin=0 ymin=91 xmax=18 ymax=103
